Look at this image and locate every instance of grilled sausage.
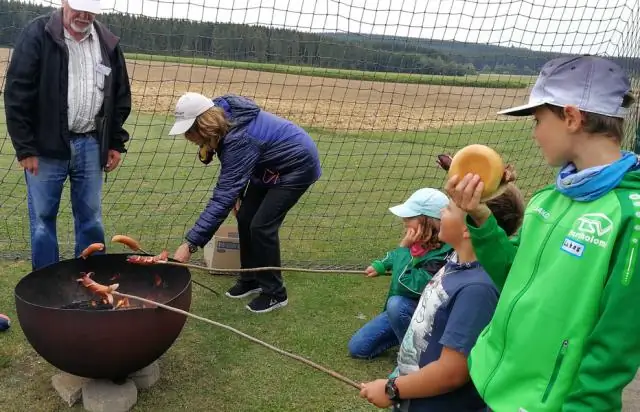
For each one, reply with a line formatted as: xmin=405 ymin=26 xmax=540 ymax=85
xmin=80 ymin=243 xmax=105 ymax=259
xmin=111 ymin=235 xmax=141 ymax=251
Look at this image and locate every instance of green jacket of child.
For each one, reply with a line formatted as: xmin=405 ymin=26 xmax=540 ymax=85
xmin=371 ymin=243 xmax=453 ymax=310
xmin=467 ymin=172 xmax=640 ymax=412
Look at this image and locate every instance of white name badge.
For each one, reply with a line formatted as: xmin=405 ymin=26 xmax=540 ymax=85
xmin=96 ymin=63 xmax=111 ymax=76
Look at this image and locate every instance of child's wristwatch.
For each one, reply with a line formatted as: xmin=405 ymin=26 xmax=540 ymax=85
xmin=385 ymin=377 xmax=401 ymax=402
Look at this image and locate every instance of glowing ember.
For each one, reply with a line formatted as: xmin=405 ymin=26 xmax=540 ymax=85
xmin=114 ymin=298 xmax=130 ymax=309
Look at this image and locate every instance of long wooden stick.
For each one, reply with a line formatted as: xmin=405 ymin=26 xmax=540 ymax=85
xmin=112 ymin=291 xmax=362 ymax=390
xmin=112 ymin=235 xmax=368 ymax=275
xmin=152 ymin=260 xmax=366 ymax=275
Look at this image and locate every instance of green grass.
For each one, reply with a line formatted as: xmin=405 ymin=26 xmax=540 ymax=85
xmin=125 ymin=53 xmax=535 ymax=89
xmin=0 ymin=259 xmax=395 ymax=411
xmin=0 ymin=105 xmax=555 ymax=410
xmin=0 ymin=109 xmax=551 ymax=266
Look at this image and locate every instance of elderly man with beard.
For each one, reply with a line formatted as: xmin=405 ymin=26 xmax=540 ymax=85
xmin=4 ymin=0 xmax=132 ymax=270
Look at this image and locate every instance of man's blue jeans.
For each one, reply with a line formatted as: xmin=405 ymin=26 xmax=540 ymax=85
xmin=348 ymin=295 xmax=418 ymax=359
xmin=25 ymin=136 xmax=105 ymax=270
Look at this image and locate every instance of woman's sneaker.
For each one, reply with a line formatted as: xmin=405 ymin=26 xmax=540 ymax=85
xmin=225 ymin=281 xmax=262 ymax=299
xmin=246 ymin=294 xmax=288 ymax=313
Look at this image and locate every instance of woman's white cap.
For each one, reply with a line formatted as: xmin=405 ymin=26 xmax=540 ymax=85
xmin=168 ymin=92 xmax=215 ymax=135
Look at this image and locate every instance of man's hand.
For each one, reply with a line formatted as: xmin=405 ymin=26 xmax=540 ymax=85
xmin=360 ymin=379 xmax=393 ymax=408
xmin=444 ymin=173 xmax=492 ymax=226
xmin=400 ymin=226 xmax=423 ymax=248
xmin=105 ymin=150 xmax=121 ymax=172
xmin=173 ymin=243 xmax=192 ymax=263
xmin=19 ymin=156 xmax=38 ymax=175
xmin=365 ymin=265 xmax=378 ymax=277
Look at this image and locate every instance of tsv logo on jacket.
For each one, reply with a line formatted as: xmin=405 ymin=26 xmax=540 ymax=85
xmin=562 ymin=213 xmax=614 ymax=257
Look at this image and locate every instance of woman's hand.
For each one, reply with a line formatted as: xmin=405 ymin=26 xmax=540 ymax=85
xmin=232 ymin=199 xmax=241 ymax=217
xmin=173 ymin=243 xmax=192 ymax=263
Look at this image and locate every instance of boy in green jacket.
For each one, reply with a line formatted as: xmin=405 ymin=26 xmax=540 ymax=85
xmin=348 ymin=188 xmax=452 ymax=359
xmin=446 ymin=55 xmax=640 ymax=411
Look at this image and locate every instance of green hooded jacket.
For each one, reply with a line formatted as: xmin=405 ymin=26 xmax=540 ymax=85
xmin=466 ymin=171 xmax=640 ymax=412
xmin=371 ymin=243 xmax=452 ymax=310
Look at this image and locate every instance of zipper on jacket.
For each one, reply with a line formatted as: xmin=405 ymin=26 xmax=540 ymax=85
xmin=541 ymin=339 xmax=569 ymax=403
xmin=480 ymin=206 xmax=571 ymax=398
xmin=397 ymin=263 xmax=415 ymax=294
xmin=622 ymin=233 xmax=639 ymax=286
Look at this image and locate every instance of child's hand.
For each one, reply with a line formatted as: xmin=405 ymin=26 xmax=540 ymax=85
xmin=445 ymin=173 xmax=492 ymax=225
xmin=400 ymin=226 xmax=423 ymax=248
xmin=445 ymin=173 xmax=484 ymax=210
xmin=365 ymin=266 xmax=378 ymax=277
xmin=360 ymin=379 xmax=393 ymax=408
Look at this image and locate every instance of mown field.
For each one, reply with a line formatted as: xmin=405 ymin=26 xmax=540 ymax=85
xmin=0 ymin=47 xmax=547 ymax=265
xmin=0 ymin=110 xmax=548 ymax=265
xmin=2 ymin=50 xmax=639 ymax=412
xmin=125 ymin=52 xmax=536 ymax=89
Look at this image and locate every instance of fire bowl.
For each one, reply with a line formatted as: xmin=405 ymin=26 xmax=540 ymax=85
xmin=14 ymin=253 xmax=192 ymax=380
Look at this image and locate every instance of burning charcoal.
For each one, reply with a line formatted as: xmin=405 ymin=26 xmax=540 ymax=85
xmin=114 ymin=298 xmax=131 ymax=309
xmin=60 ymin=300 xmax=113 ymax=310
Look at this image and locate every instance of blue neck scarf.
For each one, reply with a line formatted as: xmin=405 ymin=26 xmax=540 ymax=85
xmin=556 ymin=151 xmax=639 ymax=202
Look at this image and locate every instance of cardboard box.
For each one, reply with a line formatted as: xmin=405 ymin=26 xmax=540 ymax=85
xmin=203 ymin=224 xmax=241 ymax=271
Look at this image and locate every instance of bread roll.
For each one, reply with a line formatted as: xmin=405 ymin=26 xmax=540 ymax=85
xmin=448 ymin=144 xmax=505 ymax=198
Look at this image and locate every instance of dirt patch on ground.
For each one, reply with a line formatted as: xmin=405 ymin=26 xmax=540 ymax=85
xmin=0 ymin=48 xmax=530 ymax=131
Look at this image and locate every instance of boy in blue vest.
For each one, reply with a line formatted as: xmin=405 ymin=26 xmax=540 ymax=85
xmin=359 ymin=168 xmax=525 ymax=411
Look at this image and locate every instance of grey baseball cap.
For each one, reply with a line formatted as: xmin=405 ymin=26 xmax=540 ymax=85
xmin=498 ymin=55 xmax=632 ymax=118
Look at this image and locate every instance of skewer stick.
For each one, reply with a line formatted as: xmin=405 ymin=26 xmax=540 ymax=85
xmin=110 ymin=235 xmax=221 ymax=296
xmin=112 ymin=234 xmax=367 ymax=276
xmin=112 ymin=291 xmax=361 ymax=391
xmin=150 ymin=260 xmax=366 ymax=275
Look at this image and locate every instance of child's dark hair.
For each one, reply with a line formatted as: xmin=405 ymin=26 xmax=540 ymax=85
xmin=545 ymin=92 xmax=636 ymax=142
xmin=485 ymin=183 xmax=525 ymax=237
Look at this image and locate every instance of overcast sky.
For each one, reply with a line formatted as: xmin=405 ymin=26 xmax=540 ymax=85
xmin=29 ymin=0 xmax=640 ymax=56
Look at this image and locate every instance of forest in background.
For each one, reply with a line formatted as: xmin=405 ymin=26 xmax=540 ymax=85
xmin=0 ymin=0 xmax=638 ymax=77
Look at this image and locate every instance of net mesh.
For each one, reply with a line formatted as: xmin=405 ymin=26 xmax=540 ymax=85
xmin=0 ymin=0 xmax=638 ymax=267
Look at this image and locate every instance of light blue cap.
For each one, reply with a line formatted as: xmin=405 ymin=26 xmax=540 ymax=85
xmin=389 ymin=188 xmax=449 ymax=219
xmin=498 ymin=55 xmax=632 ymax=118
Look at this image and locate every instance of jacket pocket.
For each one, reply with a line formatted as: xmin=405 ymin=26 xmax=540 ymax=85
xmin=541 ymin=339 xmax=569 ymax=403
xmin=397 ymin=263 xmax=423 ymax=296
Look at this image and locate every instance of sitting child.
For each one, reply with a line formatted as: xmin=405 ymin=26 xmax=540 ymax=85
xmin=348 ymin=188 xmax=452 ymax=359
xmin=359 ymin=172 xmax=525 ymax=411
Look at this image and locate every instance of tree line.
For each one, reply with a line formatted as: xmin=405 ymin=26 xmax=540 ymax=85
xmin=0 ymin=0 xmax=637 ymax=77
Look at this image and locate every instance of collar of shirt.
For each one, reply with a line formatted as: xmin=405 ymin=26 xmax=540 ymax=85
xmin=63 ymin=23 xmax=96 ymax=43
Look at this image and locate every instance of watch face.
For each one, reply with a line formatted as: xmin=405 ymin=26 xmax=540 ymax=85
xmin=385 ymin=381 xmax=396 ymax=398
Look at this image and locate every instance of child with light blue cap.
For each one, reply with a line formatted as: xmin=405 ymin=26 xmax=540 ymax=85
xmin=347 ymin=188 xmax=453 ymax=360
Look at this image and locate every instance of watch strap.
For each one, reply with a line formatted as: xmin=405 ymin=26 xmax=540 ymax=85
xmin=186 ymin=240 xmax=198 ymax=253
xmin=386 ymin=377 xmax=401 ymax=402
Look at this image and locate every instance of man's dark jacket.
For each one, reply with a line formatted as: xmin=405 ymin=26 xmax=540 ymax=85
xmin=4 ymin=9 xmax=132 ymax=168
